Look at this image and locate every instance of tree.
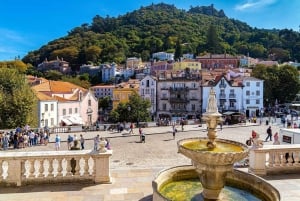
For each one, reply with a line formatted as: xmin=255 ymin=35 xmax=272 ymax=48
xmin=174 ymin=39 xmax=182 ymax=61
xmin=109 ymin=92 xmax=151 ymax=124
xmin=0 ymin=60 xmax=28 ymax=73
xmin=252 ymin=64 xmax=300 ymax=104
xmin=0 ymin=68 xmax=37 ymax=128
xmin=85 ymin=45 xmax=102 ymax=64
xmin=205 ymin=24 xmax=222 ymax=54
xmin=127 ymin=92 xmax=151 ymax=125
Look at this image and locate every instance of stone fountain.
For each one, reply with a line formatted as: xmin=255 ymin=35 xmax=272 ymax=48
xmin=152 ymin=87 xmax=280 ymax=201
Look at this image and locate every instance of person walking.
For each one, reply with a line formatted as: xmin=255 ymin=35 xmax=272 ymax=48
xmin=55 ymin=134 xmax=61 ymax=151
xmin=139 ymin=127 xmax=143 ymax=141
xmin=180 ymin=119 xmax=185 ymax=131
xmin=80 ymin=134 xmax=85 ymax=150
xmin=172 ymin=124 xmax=176 ymax=139
xmin=265 ymin=126 xmax=273 ymax=141
xmin=129 ymin=122 xmax=134 ymax=134
xmin=67 ymin=135 xmax=73 ymax=150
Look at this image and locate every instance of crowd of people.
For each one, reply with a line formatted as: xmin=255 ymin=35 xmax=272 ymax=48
xmin=0 ymin=127 xmax=49 ymax=150
xmin=0 ymin=125 xmax=112 ymax=152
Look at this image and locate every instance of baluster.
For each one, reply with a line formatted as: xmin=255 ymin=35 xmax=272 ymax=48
xmin=293 ymin=151 xmax=300 ymax=166
xmin=39 ymin=159 xmax=44 ymax=178
xmin=0 ymin=160 xmax=2 ymax=180
xmin=287 ymin=151 xmax=294 ymax=165
xmin=74 ymin=158 xmax=80 ymax=176
xmin=280 ymin=151 xmax=286 ymax=166
xmin=268 ymin=151 xmax=274 ymax=167
xmin=66 ymin=158 xmax=73 ymax=176
xmin=21 ymin=160 xmax=26 ymax=179
xmin=56 ymin=158 xmax=63 ymax=177
xmin=48 ymin=159 xmax=54 ymax=177
xmin=88 ymin=157 xmax=94 ymax=176
xmin=274 ymin=152 xmax=280 ymax=166
xmin=29 ymin=159 xmax=35 ymax=178
xmin=84 ymin=158 xmax=89 ymax=176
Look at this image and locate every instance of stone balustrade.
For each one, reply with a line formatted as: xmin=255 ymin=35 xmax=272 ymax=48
xmin=249 ymin=144 xmax=300 ymax=175
xmin=0 ymin=150 xmax=112 ymax=186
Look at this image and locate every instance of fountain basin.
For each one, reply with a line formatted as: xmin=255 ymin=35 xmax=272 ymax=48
xmin=178 ymin=137 xmax=249 ymax=166
xmin=152 ymin=165 xmax=280 ymax=201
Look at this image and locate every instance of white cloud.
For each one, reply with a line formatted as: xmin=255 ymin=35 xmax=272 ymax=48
xmin=235 ymin=0 xmax=276 ymax=11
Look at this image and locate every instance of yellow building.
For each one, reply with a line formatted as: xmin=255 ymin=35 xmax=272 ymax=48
xmin=173 ymin=60 xmax=202 ymax=71
xmin=112 ymin=79 xmax=140 ymax=109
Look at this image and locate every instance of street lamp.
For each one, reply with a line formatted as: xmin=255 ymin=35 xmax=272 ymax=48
xmin=41 ymin=113 xmax=45 ymax=127
xmin=127 ymin=106 xmax=131 ymax=123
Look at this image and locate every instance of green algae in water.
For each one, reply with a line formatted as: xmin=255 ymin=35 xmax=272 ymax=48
xmin=183 ymin=140 xmax=243 ymax=152
xmin=159 ymin=179 xmax=261 ymax=201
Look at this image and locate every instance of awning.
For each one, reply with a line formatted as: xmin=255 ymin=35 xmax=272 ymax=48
xmin=69 ymin=116 xmax=83 ymax=125
xmin=61 ymin=116 xmax=83 ymax=125
xmin=222 ymin=111 xmax=235 ymax=115
xmin=61 ymin=118 xmax=72 ymax=126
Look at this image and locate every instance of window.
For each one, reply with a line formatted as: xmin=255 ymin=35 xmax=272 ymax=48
xmin=246 ymin=99 xmax=250 ymax=104
xmin=256 ymin=91 xmax=260 ymax=96
xmin=51 ymin=104 xmax=54 ymax=111
xmin=63 ymin=109 xmax=66 ymax=116
xmin=51 ymin=118 xmax=54 ymax=126
xmin=256 ymin=99 xmax=260 ymax=104
xmin=75 ymin=108 xmax=78 ymax=113
xmin=246 ymin=90 xmax=250 ymax=96
xmin=45 ymin=104 xmax=48 ymax=112
xmin=192 ymin=104 xmax=195 ymax=111
xmin=88 ymin=99 xmax=91 ymax=106
xmin=162 ymin=103 xmax=166 ymax=110
xmin=146 ymin=80 xmax=150 ymax=87
xmin=246 ymin=82 xmax=250 ymax=87
xmin=256 ymin=82 xmax=260 ymax=87
xmin=69 ymin=108 xmax=72 ymax=114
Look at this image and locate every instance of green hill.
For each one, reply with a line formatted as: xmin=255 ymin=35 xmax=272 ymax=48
xmin=22 ymin=3 xmax=300 ymax=70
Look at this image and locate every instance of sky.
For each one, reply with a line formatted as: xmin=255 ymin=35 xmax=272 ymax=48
xmin=0 ymin=0 xmax=299 ymax=61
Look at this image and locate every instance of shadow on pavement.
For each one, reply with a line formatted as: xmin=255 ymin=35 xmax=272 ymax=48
xmin=139 ymin=195 xmax=153 ymax=201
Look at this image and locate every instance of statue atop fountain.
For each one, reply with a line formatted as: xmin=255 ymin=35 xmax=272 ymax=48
xmin=202 ymin=87 xmax=224 ymax=148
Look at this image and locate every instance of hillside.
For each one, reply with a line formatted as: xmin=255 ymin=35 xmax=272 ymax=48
xmin=22 ymin=3 xmax=300 ymax=69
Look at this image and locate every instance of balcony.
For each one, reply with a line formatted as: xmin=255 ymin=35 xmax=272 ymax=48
xmin=169 ymin=87 xmax=188 ymax=92
xmin=160 ymin=97 xmax=169 ymax=100
xmin=169 ymin=109 xmax=187 ymax=113
xmin=229 ymin=93 xmax=236 ymax=99
xmin=160 ymin=87 xmax=169 ymax=90
xmin=170 ymin=98 xmax=189 ymax=103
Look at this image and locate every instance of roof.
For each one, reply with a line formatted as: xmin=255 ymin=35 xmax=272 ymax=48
xmin=31 ymin=78 xmax=88 ymax=102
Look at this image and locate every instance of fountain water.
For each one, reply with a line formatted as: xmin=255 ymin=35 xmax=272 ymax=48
xmin=153 ymin=88 xmax=280 ymax=201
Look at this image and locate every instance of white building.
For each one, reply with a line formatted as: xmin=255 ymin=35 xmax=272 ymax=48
xmin=202 ymin=75 xmax=264 ymax=118
xmin=140 ymin=75 xmax=157 ymax=120
xmin=242 ymin=76 xmax=264 ymax=118
xmin=152 ymin=52 xmax=174 ymax=61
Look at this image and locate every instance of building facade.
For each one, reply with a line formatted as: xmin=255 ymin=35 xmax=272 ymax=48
xmin=140 ymin=75 xmax=157 ymax=121
xmin=156 ymin=71 xmax=202 ymax=121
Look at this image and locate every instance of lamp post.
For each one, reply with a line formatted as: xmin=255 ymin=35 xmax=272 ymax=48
xmin=41 ymin=113 xmax=45 ymax=128
xmin=127 ymin=106 xmax=132 ymax=124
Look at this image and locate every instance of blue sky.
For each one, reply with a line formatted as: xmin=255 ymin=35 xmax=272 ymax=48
xmin=0 ymin=0 xmax=299 ymax=61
